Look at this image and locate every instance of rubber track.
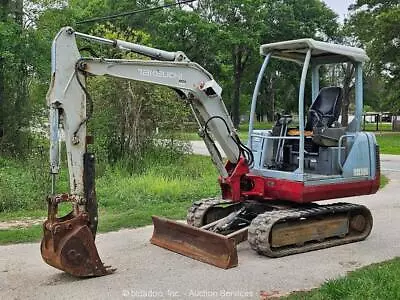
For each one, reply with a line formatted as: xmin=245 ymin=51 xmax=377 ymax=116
xmin=248 ymin=202 xmax=373 ymax=257
xmin=186 ymin=198 xmax=231 ymax=227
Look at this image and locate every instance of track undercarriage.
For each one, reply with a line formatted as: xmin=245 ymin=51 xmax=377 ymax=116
xmin=151 ymin=198 xmax=373 ymax=269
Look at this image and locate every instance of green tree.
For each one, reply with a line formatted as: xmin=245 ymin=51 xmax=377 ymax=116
xmin=0 ymin=1 xmax=35 ymax=154
xmin=83 ymin=24 xmax=191 ymax=169
xmin=4 ymin=0 xmax=340 ymax=160
xmin=348 ymin=1 xmax=400 ymax=112
xmin=252 ymin=0 xmax=338 ymax=122
xmin=155 ymin=1 xmax=338 ymax=127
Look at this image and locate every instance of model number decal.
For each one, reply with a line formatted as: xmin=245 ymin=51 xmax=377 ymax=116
xmin=353 ymin=168 xmax=369 ymax=176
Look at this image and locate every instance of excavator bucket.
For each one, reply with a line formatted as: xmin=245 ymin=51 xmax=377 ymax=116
xmin=41 ymin=195 xmax=114 ymax=277
xmin=151 ymin=216 xmax=238 ymax=269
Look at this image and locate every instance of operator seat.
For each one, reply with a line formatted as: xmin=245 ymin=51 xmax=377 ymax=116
xmin=305 ymin=86 xmax=343 ymax=131
xmin=306 ymin=86 xmax=345 ymax=147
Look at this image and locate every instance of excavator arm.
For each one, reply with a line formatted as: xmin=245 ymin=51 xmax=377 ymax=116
xmin=42 ymin=27 xmax=250 ymax=276
xmin=48 ymin=27 xmax=244 ymax=193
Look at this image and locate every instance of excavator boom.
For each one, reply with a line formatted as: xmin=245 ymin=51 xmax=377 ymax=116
xmin=43 ymin=27 xmax=247 ymax=276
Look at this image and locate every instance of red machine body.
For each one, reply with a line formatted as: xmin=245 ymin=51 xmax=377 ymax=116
xmin=219 ymin=158 xmax=380 ymax=203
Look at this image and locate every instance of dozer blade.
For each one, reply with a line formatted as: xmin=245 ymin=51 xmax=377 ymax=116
xmin=41 ymin=202 xmax=114 ymax=277
xmin=151 ymin=216 xmax=238 ymax=269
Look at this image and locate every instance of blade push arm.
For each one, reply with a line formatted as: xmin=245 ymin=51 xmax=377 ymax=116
xmin=48 ymin=27 xmax=244 ymax=198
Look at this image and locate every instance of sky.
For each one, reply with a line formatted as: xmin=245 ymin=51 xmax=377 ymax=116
xmin=323 ymin=0 xmax=356 ymax=22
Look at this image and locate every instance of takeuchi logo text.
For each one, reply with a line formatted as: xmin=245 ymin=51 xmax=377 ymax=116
xmin=138 ymin=68 xmax=183 ymax=80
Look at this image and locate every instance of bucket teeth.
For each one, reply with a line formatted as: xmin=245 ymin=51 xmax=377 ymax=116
xmin=151 ymin=216 xmax=238 ymax=269
xmin=41 ymin=211 xmax=115 ymax=277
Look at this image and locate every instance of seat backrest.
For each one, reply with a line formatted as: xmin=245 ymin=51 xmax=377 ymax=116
xmin=305 ymin=86 xmax=343 ymax=131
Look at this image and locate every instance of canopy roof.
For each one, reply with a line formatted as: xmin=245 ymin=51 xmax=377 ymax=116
xmin=260 ymin=38 xmax=369 ymax=64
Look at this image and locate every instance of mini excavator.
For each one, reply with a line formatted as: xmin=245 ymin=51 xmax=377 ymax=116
xmin=41 ymin=28 xmax=379 ymax=276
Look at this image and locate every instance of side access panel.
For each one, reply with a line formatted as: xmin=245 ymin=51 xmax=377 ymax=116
xmin=259 ymin=176 xmax=379 ymax=203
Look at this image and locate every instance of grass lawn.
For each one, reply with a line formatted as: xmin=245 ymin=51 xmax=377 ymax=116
xmin=0 ymin=154 xmax=220 ymax=244
xmin=375 ymin=133 xmax=400 ymax=155
xmin=380 ymin=174 xmax=389 ymax=188
xmin=284 ymin=257 xmax=400 ymax=300
xmin=363 ymin=122 xmax=393 ymax=132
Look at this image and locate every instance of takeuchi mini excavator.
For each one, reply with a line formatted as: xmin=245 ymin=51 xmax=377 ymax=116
xmin=42 ymin=27 xmax=380 ymax=277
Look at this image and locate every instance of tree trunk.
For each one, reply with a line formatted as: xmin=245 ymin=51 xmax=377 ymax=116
xmin=231 ymin=45 xmax=248 ymax=128
xmin=0 ymin=0 xmax=10 ymax=20
xmin=341 ymin=63 xmax=355 ymax=126
xmin=14 ymin=0 xmax=23 ymax=27
xmin=13 ymin=0 xmax=27 ymax=129
xmin=262 ymin=73 xmax=275 ymax=122
xmin=270 ymin=74 xmax=275 ymax=122
xmin=0 ymin=56 xmax=3 ymax=105
xmin=0 ymin=56 xmax=4 ymax=138
xmin=232 ymin=68 xmax=242 ymax=128
xmin=1 ymin=1 xmax=23 ymax=24
xmin=0 ymin=0 xmax=9 ymax=108
xmin=0 ymin=0 xmax=10 ymax=139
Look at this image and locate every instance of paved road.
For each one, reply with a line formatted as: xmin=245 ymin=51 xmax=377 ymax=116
xmin=1 ymin=144 xmax=399 ymax=300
